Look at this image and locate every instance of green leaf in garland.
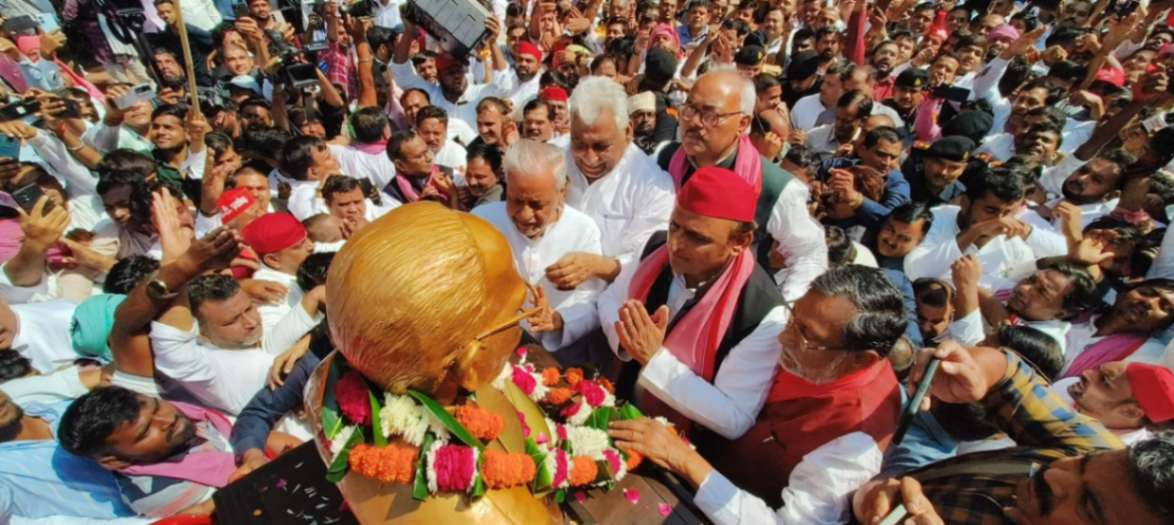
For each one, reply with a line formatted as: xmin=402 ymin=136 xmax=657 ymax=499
xmin=321 ymin=360 xmax=344 ymax=440
xmin=407 ymin=390 xmax=485 ymax=450
xmin=525 ymin=437 xmax=552 ymax=492
xmin=470 ymin=469 xmax=486 ymax=498
xmin=586 ymin=406 xmax=618 ymax=432
xmin=369 ymin=391 xmax=386 ymax=447
xmin=412 ymin=432 xmax=435 ymax=501
xmin=325 ymin=427 xmax=364 ymax=483
xmin=554 ymin=488 xmax=566 ymax=504
xmin=618 ymin=403 xmax=644 ymax=421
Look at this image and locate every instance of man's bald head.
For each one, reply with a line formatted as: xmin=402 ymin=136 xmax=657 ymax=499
xmin=682 ymin=69 xmax=756 ymax=163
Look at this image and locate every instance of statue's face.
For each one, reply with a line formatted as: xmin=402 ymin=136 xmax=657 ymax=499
xmin=324 ymin=203 xmax=527 ymax=395
xmin=454 ymin=214 xmax=528 ymax=392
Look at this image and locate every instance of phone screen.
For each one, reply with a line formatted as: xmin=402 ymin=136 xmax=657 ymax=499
xmin=11 ymin=183 xmax=45 ymax=213
xmin=0 ymin=135 xmax=19 ymax=160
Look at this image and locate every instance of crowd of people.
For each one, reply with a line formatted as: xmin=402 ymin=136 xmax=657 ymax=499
xmin=1 ymin=0 xmax=1174 ymax=522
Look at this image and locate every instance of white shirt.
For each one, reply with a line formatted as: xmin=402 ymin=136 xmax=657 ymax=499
xmin=790 ymin=94 xmax=827 ymax=132
xmin=9 ymin=300 xmax=77 ymax=373
xmin=390 ymin=61 xmax=506 ymax=132
xmin=500 ymin=71 xmax=542 ymax=112
xmin=372 ymin=0 xmax=406 ymax=29
xmin=286 ymin=182 xmax=400 ymax=221
xmin=148 ymin=302 xmax=320 ymax=415
xmin=790 ymin=94 xmax=906 ymax=132
xmin=597 ymin=253 xmax=787 ymax=439
xmin=328 ymin=144 xmax=397 ymax=189
xmin=250 ymin=266 xmax=305 ymax=332
xmin=693 ymin=431 xmax=883 ymax=525
xmin=0 ymin=365 xmax=88 ymax=407
xmin=432 ymin=139 xmax=467 ymax=178
xmin=905 ymin=205 xmax=1053 ymax=291
xmin=767 ymin=175 xmax=829 ymax=302
xmin=472 ymin=202 xmax=605 ymax=351
xmin=556 ymin=137 xmax=676 ymax=272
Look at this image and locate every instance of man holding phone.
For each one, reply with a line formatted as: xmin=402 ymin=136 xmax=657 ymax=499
xmin=1 ymin=195 xmax=69 ymax=303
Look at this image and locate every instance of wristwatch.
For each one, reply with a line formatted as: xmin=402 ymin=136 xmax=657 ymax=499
xmin=146 ymin=279 xmax=179 ymax=300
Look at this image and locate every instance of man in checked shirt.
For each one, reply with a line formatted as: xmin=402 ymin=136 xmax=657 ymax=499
xmin=853 ymin=341 xmax=1173 ymax=525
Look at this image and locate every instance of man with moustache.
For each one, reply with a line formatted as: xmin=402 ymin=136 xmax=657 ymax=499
xmin=657 ymin=69 xmax=827 ymax=301
xmin=546 ymin=77 xmax=675 ymax=291
xmin=853 ymin=342 xmax=1173 ymax=525
xmin=606 ymin=265 xmax=907 ymax=518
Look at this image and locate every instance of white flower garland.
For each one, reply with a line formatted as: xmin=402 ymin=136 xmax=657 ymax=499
xmin=380 ymin=393 xmax=429 ymax=447
xmin=565 ymin=425 xmax=610 ymax=459
xmin=330 ymin=425 xmax=356 ymax=459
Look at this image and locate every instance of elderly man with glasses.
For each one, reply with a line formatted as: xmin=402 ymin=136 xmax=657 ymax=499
xmin=657 ymin=69 xmax=827 ymax=302
xmin=607 ymin=265 xmax=908 ymax=524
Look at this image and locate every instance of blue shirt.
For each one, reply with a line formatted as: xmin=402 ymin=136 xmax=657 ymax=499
xmin=0 ymin=402 xmax=136 ymax=520
xmin=818 ymin=157 xmax=913 ymax=229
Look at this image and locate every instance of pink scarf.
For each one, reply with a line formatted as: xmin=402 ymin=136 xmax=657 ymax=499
xmin=352 ymin=140 xmax=387 ymax=155
xmin=628 ymin=246 xmax=756 ymax=427
xmin=394 ymin=166 xmax=448 ymax=203
xmin=668 ymin=135 xmax=763 ymax=191
xmin=119 ymin=402 xmax=237 ymax=488
xmin=1062 ymin=333 xmax=1148 ymax=379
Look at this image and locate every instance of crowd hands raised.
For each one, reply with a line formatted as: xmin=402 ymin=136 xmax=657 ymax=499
xmin=3 ymin=0 xmax=1174 ymax=522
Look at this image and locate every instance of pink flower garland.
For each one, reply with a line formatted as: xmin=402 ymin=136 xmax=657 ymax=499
xmin=335 ymin=371 xmax=372 ymax=425
xmin=577 ymin=380 xmax=606 ymax=408
xmin=511 ymin=366 xmax=538 ymax=396
xmin=432 ymin=445 xmax=477 ymax=492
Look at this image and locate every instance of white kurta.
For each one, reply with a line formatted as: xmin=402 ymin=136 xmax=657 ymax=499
xmin=389 ymin=61 xmax=507 ymax=132
xmin=694 ymin=431 xmax=883 ymax=525
xmin=472 ymin=202 xmax=605 ymax=351
xmin=328 ymin=144 xmax=397 ymax=189
xmin=9 ymin=300 xmax=77 ymax=373
xmin=250 ymin=266 xmax=305 ymax=333
xmin=904 ymin=205 xmax=1051 ymax=291
xmin=596 ymin=256 xmax=786 ymax=439
xmin=148 ymin=303 xmax=320 ymax=415
xmin=554 ymin=137 xmax=676 ymax=272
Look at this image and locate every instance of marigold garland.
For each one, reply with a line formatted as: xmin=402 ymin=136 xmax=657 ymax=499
xmin=452 ymin=405 xmax=503 ymax=441
xmin=569 ymin=456 xmax=598 ymax=487
xmin=348 ymin=443 xmax=417 ymax=484
xmin=564 ymin=367 xmax=584 ymax=386
xmin=541 ymin=367 xmax=561 ymax=386
xmin=480 ymin=450 xmax=537 ymax=489
xmin=622 ymin=448 xmax=644 ymax=471
xmin=544 ymin=387 xmax=573 ymax=405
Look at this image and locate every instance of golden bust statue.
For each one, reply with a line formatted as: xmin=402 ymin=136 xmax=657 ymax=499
xmin=304 ymin=202 xmax=561 ymax=524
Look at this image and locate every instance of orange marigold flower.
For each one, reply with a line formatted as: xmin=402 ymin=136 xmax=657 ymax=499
xmin=622 ymin=448 xmax=644 ymax=471
xmin=569 ymin=456 xmax=598 ymax=486
xmin=544 ymin=387 xmax=573 ymax=405
xmin=453 ymin=404 xmax=504 ymax=441
xmin=541 ymin=367 xmax=561 ymax=386
xmin=564 ymin=367 xmax=584 ymax=386
xmin=598 ymin=378 xmax=615 ymax=394
xmin=480 ymin=450 xmax=537 ymax=489
xmin=349 ymin=443 xmax=417 ymax=484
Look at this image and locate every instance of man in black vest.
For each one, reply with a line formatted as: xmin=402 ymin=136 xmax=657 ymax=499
xmin=597 ymin=165 xmax=786 ymax=443
xmin=657 ymin=69 xmax=826 ymax=301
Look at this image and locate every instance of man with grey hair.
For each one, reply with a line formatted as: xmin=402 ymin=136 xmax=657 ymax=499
xmin=657 ymin=69 xmax=828 ymax=302
xmin=545 ymin=76 xmax=677 ymax=292
xmin=472 ymin=140 xmax=607 ymax=363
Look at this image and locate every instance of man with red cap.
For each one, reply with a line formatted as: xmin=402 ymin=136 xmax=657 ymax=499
xmin=539 ymin=85 xmax=570 ymax=136
xmin=242 ymin=212 xmax=314 ymax=330
xmin=1057 ymin=361 xmax=1174 ymax=445
xmin=503 ymin=41 xmax=544 ymax=110
xmin=148 ymin=228 xmax=324 ymax=415
xmin=392 ymin=15 xmax=510 ymax=131
xmin=597 ymin=165 xmax=787 ymax=446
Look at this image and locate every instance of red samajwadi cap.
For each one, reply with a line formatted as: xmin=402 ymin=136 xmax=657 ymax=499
xmin=1126 ymin=363 xmax=1174 ymax=424
xmin=677 ymin=166 xmax=760 ymax=223
xmin=515 ymin=40 xmax=542 ymax=62
xmin=216 ymin=188 xmax=257 ymax=224
xmin=242 ymin=212 xmax=307 ymax=256
xmin=539 ymin=86 xmax=568 ymax=102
